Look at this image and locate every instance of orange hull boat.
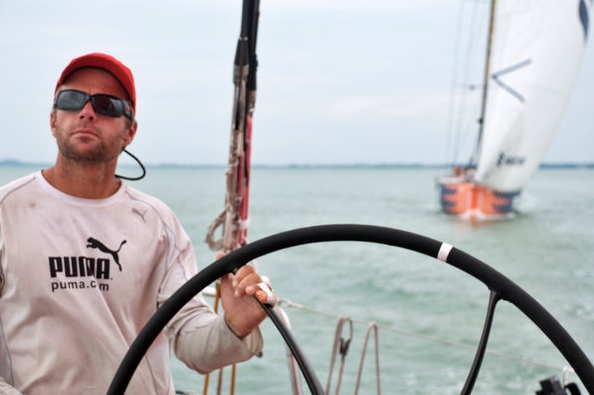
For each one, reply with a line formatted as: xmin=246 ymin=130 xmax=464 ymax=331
xmin=438 ymin=179 xmax=520 ymax=220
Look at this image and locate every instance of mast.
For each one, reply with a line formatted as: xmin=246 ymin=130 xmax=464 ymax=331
xmin=472 ymin=0 xmax=497 ymax=169
xmin=203 ymin=2 xmax=260 ymax=393
xmin=206 ymin=0 xmax=260 ymax=254
xmin=204 ymin=3 xmax=303 ymax=394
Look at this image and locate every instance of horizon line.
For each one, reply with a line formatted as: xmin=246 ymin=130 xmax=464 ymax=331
xmin=1 ymin=159 xmax=593 ymax=169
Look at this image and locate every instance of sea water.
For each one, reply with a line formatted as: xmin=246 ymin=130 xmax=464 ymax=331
xmin=2 ymin=165 xmax=593 ymax=394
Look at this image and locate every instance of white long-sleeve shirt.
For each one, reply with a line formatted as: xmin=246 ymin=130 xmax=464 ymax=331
xmin=0 ymin=171 xmax=262 ymax=394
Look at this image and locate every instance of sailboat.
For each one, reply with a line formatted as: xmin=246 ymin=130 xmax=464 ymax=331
xmin=437 ymin=0 xmax=591 ymax=219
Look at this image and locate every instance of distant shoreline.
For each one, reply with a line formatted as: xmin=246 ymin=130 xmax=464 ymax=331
xmin=1 ymin=159 xmax=592 ymax=170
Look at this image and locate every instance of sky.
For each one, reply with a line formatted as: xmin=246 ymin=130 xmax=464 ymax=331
xmin=0 ymin=0 xmax=592 ymax=166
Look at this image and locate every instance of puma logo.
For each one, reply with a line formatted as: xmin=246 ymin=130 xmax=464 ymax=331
xmin=132 ymin=208 xmax=147 ymax=222
xmin=87 ymin=237 xmax=127 ymax=272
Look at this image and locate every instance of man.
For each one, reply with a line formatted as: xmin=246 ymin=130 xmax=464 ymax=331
xmin=0 ymin=53 xmax=273 ymax=394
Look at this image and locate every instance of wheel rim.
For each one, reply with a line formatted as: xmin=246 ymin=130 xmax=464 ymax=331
xmin=107 ymin=224 xmax=594 ymax=394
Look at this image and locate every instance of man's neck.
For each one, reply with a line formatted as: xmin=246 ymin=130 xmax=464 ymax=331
xmin=42 ymin=162 xmax=122 ymax=199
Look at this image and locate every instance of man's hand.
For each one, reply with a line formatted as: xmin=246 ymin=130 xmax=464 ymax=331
xmin=219 ymin=265 xmax=275 ymax=339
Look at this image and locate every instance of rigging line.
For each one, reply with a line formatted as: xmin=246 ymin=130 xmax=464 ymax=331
xmin=445 ymin=0 xmax=467 ymax=167
xmin=448 ymin=0 xmax=487 ymax=167
xmin=202 ymin=282 xmax=222 ymax=395
xmin=473 ymin=0 xmax=497 ymax=167
xmin=325 ymin=317 xmax=353 ymax=395
xmin=353 ymin=323 xmax=381 ymax=395
xmin=462 ymin=0 xmax=489 ymax=168
xmin=202 ymin=289 xmax=574 ymax=374
xmin=461 ymin=1 xmax=484 ymax=167
xmin=276 ymin=298 xmax=573 ymax=373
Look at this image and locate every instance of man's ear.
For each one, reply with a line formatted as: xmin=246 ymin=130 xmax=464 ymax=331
xmin=50 ymin=112 xmax=57 ymax=137
xmin=123 ymin=120 xmax=138 ymax=147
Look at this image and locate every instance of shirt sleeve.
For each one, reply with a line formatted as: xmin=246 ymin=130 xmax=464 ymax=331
xmin=0 ymin=381 xmax=23 ymax=395
xmin=155 ymin=209 xmax=263 ymax=374
xmin=172 ymin=315 xmax=263 ymax=374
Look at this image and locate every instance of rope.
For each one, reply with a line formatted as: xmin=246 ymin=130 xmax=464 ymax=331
xmin=196 ymin=286 xmax=577 ymax=395
xmin=202 ymin=282 xmax=221 ymax=395
xmin=354 ymin=323 xmax=381 ymax=395
xmin=276 ymin=298 xmax=576 ymax=374
xmin=325 ymin=317 xmax=353 ymax=395
xmin=201 ymin=282 xmax=235 ymax=395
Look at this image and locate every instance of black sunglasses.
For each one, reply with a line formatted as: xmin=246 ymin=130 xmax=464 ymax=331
xmin=53 ymin=89 xmax=133 ymax=120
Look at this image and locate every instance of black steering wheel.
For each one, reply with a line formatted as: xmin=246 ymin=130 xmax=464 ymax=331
xmin=107 ymin=224 xmax=594 ymax=394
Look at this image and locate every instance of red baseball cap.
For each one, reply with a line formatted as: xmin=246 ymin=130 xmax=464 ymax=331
xmin=54 ymin=52 xmax=136 ymax=112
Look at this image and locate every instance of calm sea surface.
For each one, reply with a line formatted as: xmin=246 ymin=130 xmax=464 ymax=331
xmin=2 ymin=165 xmax=593 ymax=394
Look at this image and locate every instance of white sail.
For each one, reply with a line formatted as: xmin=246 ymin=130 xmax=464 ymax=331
xmin=474 ymin=0 xmax=590 ymax=192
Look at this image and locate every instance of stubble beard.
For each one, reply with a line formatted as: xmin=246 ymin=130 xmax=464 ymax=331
xmin=56 ymin=126 xmax=121 ymax=164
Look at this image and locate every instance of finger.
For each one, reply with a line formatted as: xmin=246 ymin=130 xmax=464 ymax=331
xmin=234 ymin=264 xmax=255 ymax=279
xmin=252 ymin=282 xmax=277 ymax=306
xmin=233 ymin=266 xmax=257 ymax=289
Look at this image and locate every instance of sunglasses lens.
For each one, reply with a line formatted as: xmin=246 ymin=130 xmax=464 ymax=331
xmin=56 ymin=90 xmax=88 ymax=111
xmin=91 ymin=95 xmax=122 ymax=118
